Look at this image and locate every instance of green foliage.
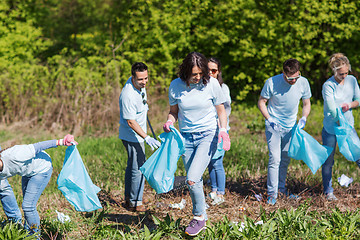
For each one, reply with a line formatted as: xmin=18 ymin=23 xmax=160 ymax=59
xmin=1 ymin=0 xmax=360 ymax=128
xmin=0 ymin=220 xmax=36 ymax=240
xmin=40 ymin=215 xmax=73 ymax=240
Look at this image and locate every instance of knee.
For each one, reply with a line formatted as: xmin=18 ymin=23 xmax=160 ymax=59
xmin=187 ymin=180 xmax=195 ymax=186
xmin=22 ymin=203 xmax=36 ymax=213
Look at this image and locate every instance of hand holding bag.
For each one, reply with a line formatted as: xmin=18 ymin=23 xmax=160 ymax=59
xmin=334 ymin=108 xmax=360 ymax=161
xmin=140 ymin=125 xmax=185 ymax=194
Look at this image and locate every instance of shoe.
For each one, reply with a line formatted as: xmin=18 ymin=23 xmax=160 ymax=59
xmin=279 ymin=191 xmax=301 ymax=200
xmin=185 ymin=218 xmax=206 ymax=236
xmin=326 ymin=193 xmax=338 ymax=201
xmin=125 ymin=200 xmax=147 ymax=212
xmin=211 ymin=195 xmax=225 ymax=205
xmin=127 ymin=205 xmax=147 ymax=212
xmin=209 ymin=192 xmax=216 ymax=200
xmin=288 ymin=193 xmax=301 ymax=200
xmin=267 ymin=197 xmax=276 ymax=205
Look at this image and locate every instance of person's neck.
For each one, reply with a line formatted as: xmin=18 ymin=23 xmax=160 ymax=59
xmin=131 ymin=77 xmax=142 ymax=91
xmin=334 ymin=76 xmax=344 ymax=85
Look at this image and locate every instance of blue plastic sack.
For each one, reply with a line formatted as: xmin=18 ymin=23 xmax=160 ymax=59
xmin=334 ymin=108 xmax=360 ymax=161
xmin=140 ymin=125 xmax=185 ymax=194
xmin=57 ymin=145 xmax=102 ymax=212
xmin=288 ymin=125 xmax=333 ymax=174
xmin=212 ymin=140 xmax=225 ymax=159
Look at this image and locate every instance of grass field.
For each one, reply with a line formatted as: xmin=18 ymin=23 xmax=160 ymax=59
xmin=0 ymin=101 xmax=359 ymax=239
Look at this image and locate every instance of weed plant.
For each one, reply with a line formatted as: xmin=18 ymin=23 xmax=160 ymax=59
xmin=0 ymin=103 xmax=359 ymax=238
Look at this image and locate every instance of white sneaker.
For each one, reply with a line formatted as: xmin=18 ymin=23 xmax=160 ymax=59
xmin=209 ymin=192 xmax=216 ymax=200
xmin=326 ymin=193 xmax=338 ymax=201
xmin=211 ymin=195 xmax=225 ymax=205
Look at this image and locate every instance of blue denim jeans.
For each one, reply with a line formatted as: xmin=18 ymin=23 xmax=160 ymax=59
xmin=0 ymin=179 xmax=22 ymax=223
xmin=122 ymin=140 xmax=146 ymax=207
xmin=0 ymin=168 xmax=53 ymax=238
xmin=182 ymin=130 xmax=218 ymax=219
xmin=265 ymin=122 xmax=292 ymax=199
xmin=208 ymin=154 xmax=226 ymax=195
xmin=321 ymin=128 xmax=337 ymax=194
xmin=22 ymin=167 xmax=53 ymax=236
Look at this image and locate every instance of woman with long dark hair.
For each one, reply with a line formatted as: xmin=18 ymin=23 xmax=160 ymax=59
xmin=163 ymin=52 xmax=230 ymax=236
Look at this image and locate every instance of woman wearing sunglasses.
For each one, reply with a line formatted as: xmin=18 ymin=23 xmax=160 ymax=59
xmin=321 ymin=53 xmax=360 ymax=201
xmin=207 ymin=57 xmax=231 ymax=206
xmin=163 ymin=52 xmax=230 ymax=236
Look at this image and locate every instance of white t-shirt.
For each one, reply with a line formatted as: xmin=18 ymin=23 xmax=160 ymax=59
xmin=119 ymin=77 xmax=148 ymax=142
xmin=322 ymin=75 xmax=360 ymax=134
xmin=0 ymin=145 xmax=51 ymax=179
xmin=260 ymin=73 xmax=312 ymax=129
xmin=169 ymin=77 xmax=225 ymax=133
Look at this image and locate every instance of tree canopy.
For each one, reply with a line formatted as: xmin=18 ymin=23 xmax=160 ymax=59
xmin=1 ymin=0 xmax=360 ymax=127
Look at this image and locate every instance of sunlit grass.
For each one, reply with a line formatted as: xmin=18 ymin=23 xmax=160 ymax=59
xmin=0 ymin=102 xmax=360 ymax=238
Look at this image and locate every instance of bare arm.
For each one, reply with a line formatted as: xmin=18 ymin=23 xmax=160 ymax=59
xmin=215 ymin=104 xmax=227 ymax=129
xmin=350 ymin=100 xmax=360 ymax=109
xmin=166 ymin=104 xmax=179 ymax=123
xmin=127 ymin=120 xmax=148 ymax=139
xmin=257 ymin=96 xmax=270 ymax=120
xmin=302 ymin=98 xmax=311 ymax=118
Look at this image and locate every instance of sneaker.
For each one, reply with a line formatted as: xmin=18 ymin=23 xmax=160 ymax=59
xmin=209 ymin=192 xmax=216 ymax=200
xmin=326 ymin=193 xmax=338 ymax=201
xmin=279 ymin=191 xmax=301 ymax=201
xmin=211 ymin=195 xmax=225 ymax=205
xmin=288 ymin=193 xmax=301 ymax=200
xmin=267 ymin=197 xmax=276 ymax=205
xmin=185 ymin=218 xmax=206 ymax=236
xmin=124 ymin=200 xmax=147 ymax=212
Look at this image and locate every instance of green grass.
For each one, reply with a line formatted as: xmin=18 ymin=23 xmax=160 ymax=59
xmin=1 ymin=102 xmax=360 ymax=239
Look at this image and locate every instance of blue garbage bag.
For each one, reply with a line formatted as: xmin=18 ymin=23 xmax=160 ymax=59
xmin=334 ymin=108 xmax=360 ymax=161
xmin=57 ymin=145 xmax=102 ymax=212
xmin=140 ymin=125 xmax=185 ymax=194
xmin=288 ymin=125 xmax=333 ymax=174
xmin=212 ymin=140 xmax=225 ymax=159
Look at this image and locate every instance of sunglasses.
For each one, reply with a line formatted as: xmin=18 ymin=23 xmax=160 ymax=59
xmin=141 ymin=92 xmax=147 ymax=105
xmin=285 ymin=72 xmax=301 ymax=81
xmin=210 ymin=69 xmax=218 ymax=75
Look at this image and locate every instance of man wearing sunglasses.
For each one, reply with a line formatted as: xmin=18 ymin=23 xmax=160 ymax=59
xmin=257 ymin=58 xmax=311 ymax=205
xmin=119 ymin=62 xmax=161 ymax=212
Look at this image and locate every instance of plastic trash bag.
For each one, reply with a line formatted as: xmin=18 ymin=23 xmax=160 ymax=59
xmin=57 ymin=145 xmax=102 ymax=212
xmin=334 ymin=108 xmax=360 ymax=161
xmin=212 ymin=140 xmax=225 ymax=159
xmin=288 ymin=125 xmax=333 ymax=174
xmin=337 ymin=174 xmax=353 ymax=187
xmin=140 ymin=125 xmax=185 ymax=194
xmin=55 ymin=210 xmax=71 ymax=223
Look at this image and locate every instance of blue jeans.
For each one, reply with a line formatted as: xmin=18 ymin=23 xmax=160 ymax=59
xmin=322 ymin=128 xmax=360 ymax=194
xmin=0 ymin=167 xmax=52 ymax=237
xmin=122 ymin=140 xmax=146 ymax=207
xmin=182 ymin=130 xmax=218 ymax=219
xmin=321 ymin=128 xmax=337 ymax=194
xmin=22 ymin=167 xmax=53 ymax=235
xmin=208 ymin=154 xmax=226 ymax=195
xmin=265 ymin=122 xmax=292 ymax=199
xmin=0 ymin=179 xmax=22 ymax=223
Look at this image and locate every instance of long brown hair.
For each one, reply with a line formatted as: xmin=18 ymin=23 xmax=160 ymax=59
xmin=179 ymin=52 xmax=210 ymax=86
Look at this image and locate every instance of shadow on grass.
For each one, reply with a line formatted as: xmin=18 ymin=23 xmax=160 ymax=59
xmin=226 ymin=175 xmax=323 ymax=198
